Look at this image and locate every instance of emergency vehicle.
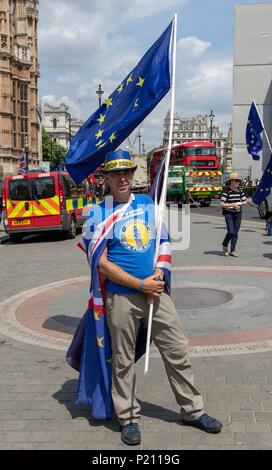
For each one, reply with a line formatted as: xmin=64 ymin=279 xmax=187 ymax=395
xmin=167 ymin=166 xmax=223 ymax=207
xmin=2 ymin=170 xmax=97 ymax=242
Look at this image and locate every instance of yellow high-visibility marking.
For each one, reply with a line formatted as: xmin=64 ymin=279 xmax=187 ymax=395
xmin=8 ymin=201 xmax=25 ymax=218
xmin=40 ymin=199 xmax=59 ymax=215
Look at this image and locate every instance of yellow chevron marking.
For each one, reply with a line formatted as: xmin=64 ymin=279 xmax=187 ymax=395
xmin=40 ymin=199 xmax=59 ymax=215
xmin=32 ymin=204 xmax=45 ymax=216
xmin=9 ymin=201 xmax=25 ymax=218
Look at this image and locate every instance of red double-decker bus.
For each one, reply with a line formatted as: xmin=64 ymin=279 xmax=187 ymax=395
xmin=172 ymin=141 xmax=219 ymax=169
xmin=150 ymin=141 xmax=219 ymax=183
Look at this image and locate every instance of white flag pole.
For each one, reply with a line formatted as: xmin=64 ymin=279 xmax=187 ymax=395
xmin=253 ymin=100 xmax=272 ymax=154
xmin=144 ymin=14 xmax=177 ymax=375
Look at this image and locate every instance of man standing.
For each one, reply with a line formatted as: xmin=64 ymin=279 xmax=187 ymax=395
xmin=99 ymin=150 xmax=223 ymax=444
xmin=69 ymin=149 xmax=223 ymax=446
xmin=221 ymin=173 xmax=248 ymax=257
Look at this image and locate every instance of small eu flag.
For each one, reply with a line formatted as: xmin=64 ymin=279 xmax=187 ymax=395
xmin=65 ymin=20 xmax=174 ymax=184
xmin=246 ymin=101 xmax=264 ymax=161
xmin=252 ymin=154 xmax=272 ymax=205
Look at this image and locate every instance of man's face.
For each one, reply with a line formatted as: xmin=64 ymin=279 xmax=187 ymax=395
xmin=105 ymin=170 xmax=133 ymax=199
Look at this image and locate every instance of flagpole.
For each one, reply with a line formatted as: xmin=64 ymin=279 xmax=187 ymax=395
xmin=253 ymin=100 xmax=272 ymax=153
xmin=144 ymin=14 xmax=177 ymax=375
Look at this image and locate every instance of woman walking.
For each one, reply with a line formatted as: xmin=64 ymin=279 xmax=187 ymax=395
xmin=220 ymin=172 xmax=248 ymax=257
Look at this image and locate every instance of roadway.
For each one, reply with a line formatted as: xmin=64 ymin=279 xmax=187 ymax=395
xmin=191 ymin=199 xmax=262 ymax=223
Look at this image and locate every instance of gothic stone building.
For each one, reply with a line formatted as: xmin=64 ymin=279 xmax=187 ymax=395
xmin=0 ymin=0 xmax=40 ymax=180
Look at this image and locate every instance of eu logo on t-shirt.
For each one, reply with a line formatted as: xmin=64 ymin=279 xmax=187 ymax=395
xmin=119 ymin=219 xmax=152 ymax=253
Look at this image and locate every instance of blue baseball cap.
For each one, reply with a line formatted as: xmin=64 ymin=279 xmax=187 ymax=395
xmin=103 ymin=150 xmax=137 ymax=173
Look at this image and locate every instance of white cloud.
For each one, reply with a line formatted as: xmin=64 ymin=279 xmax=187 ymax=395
xmin=57 ymin=73 xmax=81 ymax=85
xmin=185 ymin=59 xmax=233 ymax=104
xmin=177 ymin=36 xmax=211 ymax=58
xmin=38 ymin=1 xmax=233 ymax=150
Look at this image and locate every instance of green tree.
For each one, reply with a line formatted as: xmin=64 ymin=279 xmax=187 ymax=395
xmin=42 ymin=129 xmax=67 ymax=168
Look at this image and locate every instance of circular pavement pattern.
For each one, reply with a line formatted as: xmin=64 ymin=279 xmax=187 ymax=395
xmin=1 ymin=267 xmax=272 ymax=357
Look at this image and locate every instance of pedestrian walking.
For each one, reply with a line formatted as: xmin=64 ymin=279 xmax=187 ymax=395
xmin=221 ymin=172 xmax=248 ymax=257
xmin=67 ymin=149 xmax=222 ymax=446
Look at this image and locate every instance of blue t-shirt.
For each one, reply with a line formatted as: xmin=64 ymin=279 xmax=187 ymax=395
xmin=89 ymin=194 xmax=156 ymax=294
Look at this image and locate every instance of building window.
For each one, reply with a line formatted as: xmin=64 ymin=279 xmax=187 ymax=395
xmin=20 ymin=84 xmax=28 ymax=101
xmin=13 ymin=118 xmax=16 ymax=148
xmin=20 ymin=84 xmax=28 ymax=150
xmin=20 ymin=102 xmax=28 ymax=117
xmin=1 ymin=35 xmax=7 ymax=49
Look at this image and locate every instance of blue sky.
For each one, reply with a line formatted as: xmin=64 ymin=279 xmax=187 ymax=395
xmin=38 ymin=0 xmax=272 ymax=152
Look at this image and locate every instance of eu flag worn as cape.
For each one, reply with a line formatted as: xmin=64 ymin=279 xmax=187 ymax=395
xmin=65 ymin=20 xmax=174 ymax=184
xmin=246 ymin=101 xmax=264 ymax=161
xmin=66 ymin=194 xmax=172 ymax=420
xmin=252 ymin=154 xmax=272 ymax=205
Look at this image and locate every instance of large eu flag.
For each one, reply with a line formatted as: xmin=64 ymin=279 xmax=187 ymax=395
xmin=246 ymin=101 xmax=264 ymax=161
xmin=252 ymin=155 xmax=272 ymax=205
xmin=65 ymin=20 xmax=174 ymax=184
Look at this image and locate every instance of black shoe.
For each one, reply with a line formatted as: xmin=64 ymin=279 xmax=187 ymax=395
xmin=182 ymin=413 xmax=223 ymax=434
xmin=121 ymin=423 xmax=141 ymax=445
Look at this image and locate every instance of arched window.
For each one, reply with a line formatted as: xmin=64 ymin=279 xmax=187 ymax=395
xmin=53 ymin=118 xmax=57 ymax=129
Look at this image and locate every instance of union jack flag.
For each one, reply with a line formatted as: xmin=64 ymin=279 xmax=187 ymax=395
xmin=18 ymin=155 xmax=27 ymax=174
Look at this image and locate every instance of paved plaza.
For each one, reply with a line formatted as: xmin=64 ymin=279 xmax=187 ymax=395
xmin=1 ymin=208 xmax=272 ymax=450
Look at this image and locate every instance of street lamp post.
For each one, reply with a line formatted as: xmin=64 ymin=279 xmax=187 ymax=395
xmin=24 ymin=136 xmax=29 ymax=171
xmin=96 ymin=84 xmax=104 ymax=108
xmin=68 ymin=113 xmax=71 ymax=144
xmin=209 ymin=110 xmax=215 ymax=143
xmin=142 ymin=142 xmax=145 ymax=155
xmin=138 ymin=130 xmax=142 ymax=156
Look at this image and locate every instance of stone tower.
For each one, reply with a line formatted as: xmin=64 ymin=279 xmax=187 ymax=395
xmin=0 ymin=0 xmax=40 ymax=179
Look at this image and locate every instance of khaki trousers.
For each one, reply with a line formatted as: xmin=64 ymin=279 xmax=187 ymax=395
xmin=105 ymin=291 xmax=204 ymax=426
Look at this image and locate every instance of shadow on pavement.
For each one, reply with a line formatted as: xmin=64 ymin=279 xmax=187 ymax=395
xmin=192 ymin=221 xmax=211 ymax=225
xmin=0 ymin=234 xmax=10 ymax=244
xmin=52 ymin=379 xmax=119 ymax=433
xmin=263 ymin=253 xmax=272 ymax=259
xmin=42 ymin=316 xmax=79 ymax=335
xmin=204 ymin=250 xmax=224 ymax=257
xmin=263 ymin=241 xmax=272 ymax=245
xmin=139 ymin=400 xmax=180 ymax=422
xmin=53 ymin=380 xmax=180 ymax=431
